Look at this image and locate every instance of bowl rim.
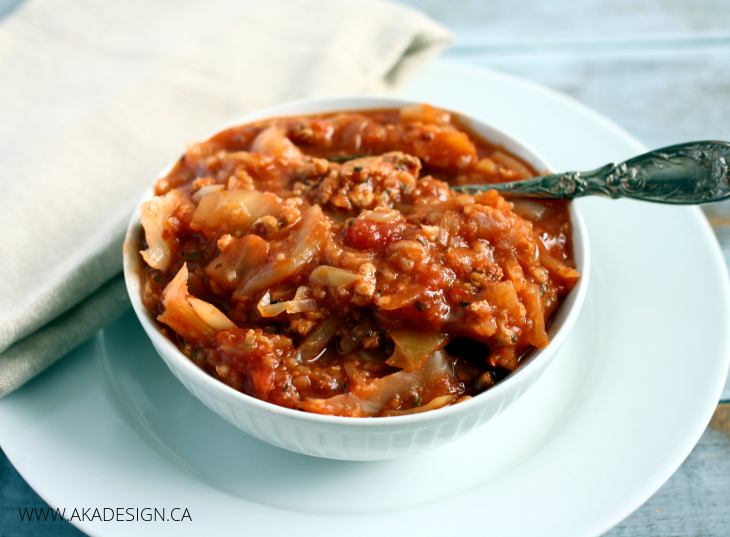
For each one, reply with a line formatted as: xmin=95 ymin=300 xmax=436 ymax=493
xmin=122 ymin=94 xmax=591 ymax=427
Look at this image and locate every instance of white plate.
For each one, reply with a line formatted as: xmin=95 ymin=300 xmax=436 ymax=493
xmin=2 ymin=60 xmax=729 ymax=537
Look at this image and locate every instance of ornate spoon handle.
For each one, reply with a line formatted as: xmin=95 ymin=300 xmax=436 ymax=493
xmin=454 ymin=141 xmax=730 ymax=204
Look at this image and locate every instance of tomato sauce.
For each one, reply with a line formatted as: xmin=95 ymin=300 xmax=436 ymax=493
xmin=137 ymin=104 xmax=579 ymax=417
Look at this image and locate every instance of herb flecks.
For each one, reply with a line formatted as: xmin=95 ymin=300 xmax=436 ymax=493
xmin=415 ymin=301 xmax=426 ymax=311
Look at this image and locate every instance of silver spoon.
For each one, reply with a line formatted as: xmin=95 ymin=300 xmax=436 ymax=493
xmin=453 ymin=141 xmax=730 ymax=204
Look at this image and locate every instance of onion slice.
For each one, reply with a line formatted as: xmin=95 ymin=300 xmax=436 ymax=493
xmin=309 ymin=265 xmax=360 ymax=287
xmin=157 ymin=264 xmax=236 ymax=342
xmin=300 ymin=350 xmax=454 ymax=417
xmin=257 ymin=289 xmax=318 ymax=318
xmin=294 ymin=317 xmax=341 ymax=362
xmin=386 ymin=329 xmax=448 ymax=371
xmin=139 ymin=190 xmax=182 ymax=271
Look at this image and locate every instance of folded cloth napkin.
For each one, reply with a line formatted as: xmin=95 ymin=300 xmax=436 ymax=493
xmin=0 ymin=0 xmax=450 ymax=397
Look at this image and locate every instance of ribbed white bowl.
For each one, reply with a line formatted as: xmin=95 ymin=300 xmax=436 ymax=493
xmin=123 ymin=96 xmax=590 ymax=461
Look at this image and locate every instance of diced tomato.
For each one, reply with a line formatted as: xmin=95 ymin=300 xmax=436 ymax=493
xmin=345 ymin=219 xmax=404 ymax=250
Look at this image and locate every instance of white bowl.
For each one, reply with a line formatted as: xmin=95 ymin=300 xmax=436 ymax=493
xmin=123 ymin=96 xmax=590 ymax=461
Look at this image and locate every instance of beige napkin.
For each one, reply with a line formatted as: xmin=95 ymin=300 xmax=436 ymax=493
xmin=0 ymin=0 xmax=450 ymax=397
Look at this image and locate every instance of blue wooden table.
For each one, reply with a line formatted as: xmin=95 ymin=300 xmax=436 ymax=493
xmin=2 ymin=0 xmax=729 ymax=535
